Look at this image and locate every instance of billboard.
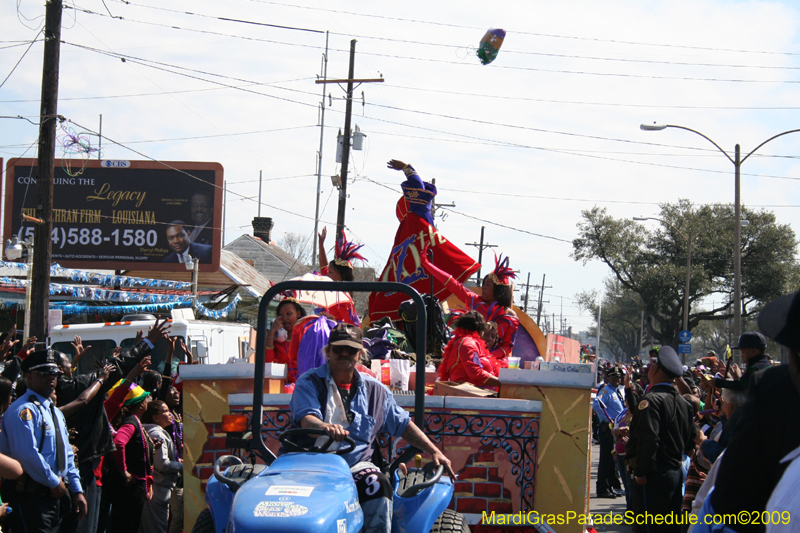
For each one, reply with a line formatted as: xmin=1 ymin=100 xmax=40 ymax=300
xmin=3 ymin=159 xmax=223 ymax=272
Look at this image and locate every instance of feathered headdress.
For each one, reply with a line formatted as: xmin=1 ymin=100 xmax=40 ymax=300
xmin=488 ymin=253 xmax=517 ymax=286
xmin=269 ymin=282 xmax=300 ymax=304
xmin=334 ymin=231 xmax=368 ymax=268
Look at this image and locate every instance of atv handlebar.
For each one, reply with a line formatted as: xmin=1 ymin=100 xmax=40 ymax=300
xmin=279 ymin=427 xmax=357 ymax=455
xmin=213 ymin=455 xmax=245 ymax=493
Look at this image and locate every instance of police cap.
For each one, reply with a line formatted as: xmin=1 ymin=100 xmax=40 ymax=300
xmin=21 ymin=349 xmax=62 ymax=374
xmin=654 ymin=346 xmax=683 ymax=378
xmin=605 ymin=367 xmax=622 ymax=379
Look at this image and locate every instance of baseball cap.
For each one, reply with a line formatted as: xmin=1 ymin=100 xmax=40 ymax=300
xmin=21 ymin=350 xmax=62 ymax=375
xmin=758 ymin=289 xmax=800 ymax=351
xmin=328 ymin=323 xmax=364 ymax=351
xmin=732 ymin=331 xmax=767 ymax=350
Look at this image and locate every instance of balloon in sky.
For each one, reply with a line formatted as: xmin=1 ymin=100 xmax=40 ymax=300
xmin=477 ymin=28 xmax=506 ymax=65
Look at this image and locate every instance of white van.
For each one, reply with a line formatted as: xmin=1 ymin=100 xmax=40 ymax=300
xmin=48 ymin=309 xmax=254 ymax=376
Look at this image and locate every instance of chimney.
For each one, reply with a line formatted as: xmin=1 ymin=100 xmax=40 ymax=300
xmin=252 ymin=217 xmax=274 ymax=243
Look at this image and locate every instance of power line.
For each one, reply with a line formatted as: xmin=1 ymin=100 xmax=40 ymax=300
xmin=103 ymin=0 xmax=800 ymax=71
xmin=238 ymin=0 xmax=800 ymax=58
xmin=0 ymin=31 xmax=42 ymax=89
xmin=68 ymin=7 xmax=800 ymax=85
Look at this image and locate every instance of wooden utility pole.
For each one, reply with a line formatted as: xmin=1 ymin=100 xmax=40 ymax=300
xmin=316 ymin=39 xmax=383 ymax=245
xmin=465 ymin=226 xmax=497 ymax=284
xmin=30 ymin=0 xmax=63 ymax=341
xmin=534 ymin=274 xmax=551 ymax=324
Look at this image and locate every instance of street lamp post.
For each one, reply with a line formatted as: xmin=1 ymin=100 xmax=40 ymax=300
xmin=633 ymin=216 xmax=692 ymax=341
xmin=640 ymin=124 xmax=800 ymax=342
xmin=5 ymin=236 xmax=34 ymax=341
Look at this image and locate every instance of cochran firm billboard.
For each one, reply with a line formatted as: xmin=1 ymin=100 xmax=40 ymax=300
xmin=3 ymin=159 xmax=223 ymax=272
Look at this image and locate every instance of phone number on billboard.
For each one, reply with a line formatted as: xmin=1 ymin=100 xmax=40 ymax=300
xmin=17 ymin=227 xmax=159 ymax=249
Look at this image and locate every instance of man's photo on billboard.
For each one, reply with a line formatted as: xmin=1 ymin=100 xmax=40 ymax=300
xmin=188 ymin=191 xmax=213 ymax=246
xmin=162 ymin=220 xmax=212 ymax=264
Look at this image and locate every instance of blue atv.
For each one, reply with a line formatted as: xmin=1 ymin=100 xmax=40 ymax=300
xmin=193 ymin=280 xmax=469 ymax=533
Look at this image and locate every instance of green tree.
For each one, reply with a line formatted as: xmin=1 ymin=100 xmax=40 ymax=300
xmin=576 ymin=278 xmax=652 ymax=361
xmin=572 ymin=201 xmax=800 ymax=347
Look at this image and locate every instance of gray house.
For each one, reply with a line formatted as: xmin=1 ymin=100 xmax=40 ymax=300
xmin=223 ymin=217 xmax=311 ymax=284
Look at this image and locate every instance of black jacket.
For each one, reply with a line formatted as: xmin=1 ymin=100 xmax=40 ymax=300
xmin=56 ymin=340 xmax=153 ymax=464
xmin=710 ymin=365 xmax=800 ymax=533
xmin=632 ymin=383 xmax=698 ymax=477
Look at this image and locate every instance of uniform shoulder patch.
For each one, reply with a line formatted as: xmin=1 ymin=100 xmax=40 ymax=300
xmin=637 ymin=399 xmax=650 ymax=410
xmin=19 ymin=408 xmax=33 ymax=421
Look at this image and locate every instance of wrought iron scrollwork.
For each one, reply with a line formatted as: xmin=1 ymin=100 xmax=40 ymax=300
xmin=230 ymin=406 xmax=539 ymax=511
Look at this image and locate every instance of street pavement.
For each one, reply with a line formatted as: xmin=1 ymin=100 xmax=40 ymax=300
xmin=589 ymin=442 xmax=629 ymax=533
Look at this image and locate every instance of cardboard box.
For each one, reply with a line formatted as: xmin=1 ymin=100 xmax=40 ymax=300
xmin=432 ymin=381 xmax=496 ymax=398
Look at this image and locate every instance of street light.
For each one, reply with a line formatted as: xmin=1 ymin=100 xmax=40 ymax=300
xmin=639 ymin=123 xmax=800 ymax=342
xmin=5 ymin=236 xmax=34 ymax=341
xmin=633 ymin=216 xmax=692 ymax=342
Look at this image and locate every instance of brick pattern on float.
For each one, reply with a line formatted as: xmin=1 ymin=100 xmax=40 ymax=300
xmin=451 ymin=446 xmax=512 ymax=515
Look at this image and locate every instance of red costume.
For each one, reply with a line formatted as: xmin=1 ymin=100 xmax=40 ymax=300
xmin=439 ymin=329 xmax=497 ymax=387
xmin=368 ymin=164 xmax=479 ymax=322
xmin=265 ymin=340 xmax=296 ymax=383
xmin=319 ymin=231 xmax=364 ymax=326
xmin=421 ymin=253 xmax=519 ymax=367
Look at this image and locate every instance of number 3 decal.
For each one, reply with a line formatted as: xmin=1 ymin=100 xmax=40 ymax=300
xmin=364 ymin=474 xmax=380 ymax=496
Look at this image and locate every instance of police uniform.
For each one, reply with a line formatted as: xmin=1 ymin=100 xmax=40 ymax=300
xmin=631 ymin=346 xmax=697 ymax=533
xmin=592 ymin=367 xmax=625 ymax=497
xmin=0 ymin=351 xmax=83 ymax=532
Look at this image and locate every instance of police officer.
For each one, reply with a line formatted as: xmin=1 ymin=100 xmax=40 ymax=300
xmin=0 ymin=350 xmax=87 ymax=532
xmin=632 ymin=346 xmax=698 ymax=533
xmin=593 ymin=366 xmax=625 ymax=498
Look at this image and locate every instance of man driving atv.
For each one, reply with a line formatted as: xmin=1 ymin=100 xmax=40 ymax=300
xmin=289 ymin=323 xmax=456 ymax=533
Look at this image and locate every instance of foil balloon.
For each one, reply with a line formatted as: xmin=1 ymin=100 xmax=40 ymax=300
xmin=477 ymin=28 xmax=506 ymax=65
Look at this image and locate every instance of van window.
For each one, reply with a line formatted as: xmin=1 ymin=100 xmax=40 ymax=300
xmin=51 ymin=340 xmax=117 ymax=376
xmin=120 ymin=336 xmax=185 ymax=376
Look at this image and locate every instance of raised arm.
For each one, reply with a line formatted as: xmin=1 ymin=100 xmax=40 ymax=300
xmin=60 ymin=364 xmax=115 ymax=417
xmin=318 ymin=226 xmax=329 ymax=271
xmin=419 ymin=250 xmax=478 ymax=309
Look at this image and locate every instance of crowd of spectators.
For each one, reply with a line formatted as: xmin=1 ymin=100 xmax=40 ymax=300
xmin=592 ymin=287 xmax=800 ymax=533
xmin=0 ymin=318 xmax=192 ymax=533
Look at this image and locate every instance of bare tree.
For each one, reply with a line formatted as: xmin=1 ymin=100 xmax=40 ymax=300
xmin=278 ymin=232 xmax=313 ymax=267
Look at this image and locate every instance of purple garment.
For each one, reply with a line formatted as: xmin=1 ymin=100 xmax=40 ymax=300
xmin=296 ymin=316 xmax=337 ymax=378
xmin=400 ymin=165 xmax=437 ymax=225
xmin=363 ymin=329 xmax=397 ymax=360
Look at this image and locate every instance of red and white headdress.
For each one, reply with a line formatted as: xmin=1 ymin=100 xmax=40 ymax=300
xmin=334 ymin=231 xmax=368 ymax=269
xmin=269 ymin=281 xmax=300 ymax=304
xmin=488 ymin=253 xmax=517 ymax=286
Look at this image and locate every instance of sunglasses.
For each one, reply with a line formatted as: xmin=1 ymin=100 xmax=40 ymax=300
xmin=35 ymin=370 xmax=60 ymax=377
xmin=332 ymin=346 xmax=360 ymax=356
xmin=650 ymin=357 xmax=659 ymax=365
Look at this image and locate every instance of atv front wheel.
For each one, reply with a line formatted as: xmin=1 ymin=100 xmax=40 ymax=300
xmin=191 ymin=508 xmax=214 ymax=533
xmin=430 ymin=509 xmax=470 ymax=533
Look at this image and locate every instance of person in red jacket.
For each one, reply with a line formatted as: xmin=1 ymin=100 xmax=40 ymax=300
xmin=439 ymin=311 xmax=500 ymax=389
xmin=265 ymin=297 xmax=307 ymax=382
xmin=421 ymin=252 xmax=520 ymax=368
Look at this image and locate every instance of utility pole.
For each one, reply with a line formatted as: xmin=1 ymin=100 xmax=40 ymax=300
xmin=30 ymin=0 xmax=63 ymax=341
xmin=532 ymin=274 xmax=551 ymax=325
xmin=522 ymin=273 xmax=531 ymax=313
xmin=316 ymin=40 xmax=383 ymax=245
xmin=313 ymin=31 xmax=329 ymax=245
xmin=430 ymin=178 xmax=455 ymax=226
xmin=258 ymin=170 xmax=263 ymax=217
xmin=597 ymin=297 xmax=603 ymax=359
xmin=465 ymin=226 xmax=497 ymax=284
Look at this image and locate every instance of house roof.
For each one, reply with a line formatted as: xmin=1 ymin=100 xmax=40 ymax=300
xmin=120 ymin=250 xmax=271 ymax=298
xmin=223 ymin=234 xmax=309 ymax=283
